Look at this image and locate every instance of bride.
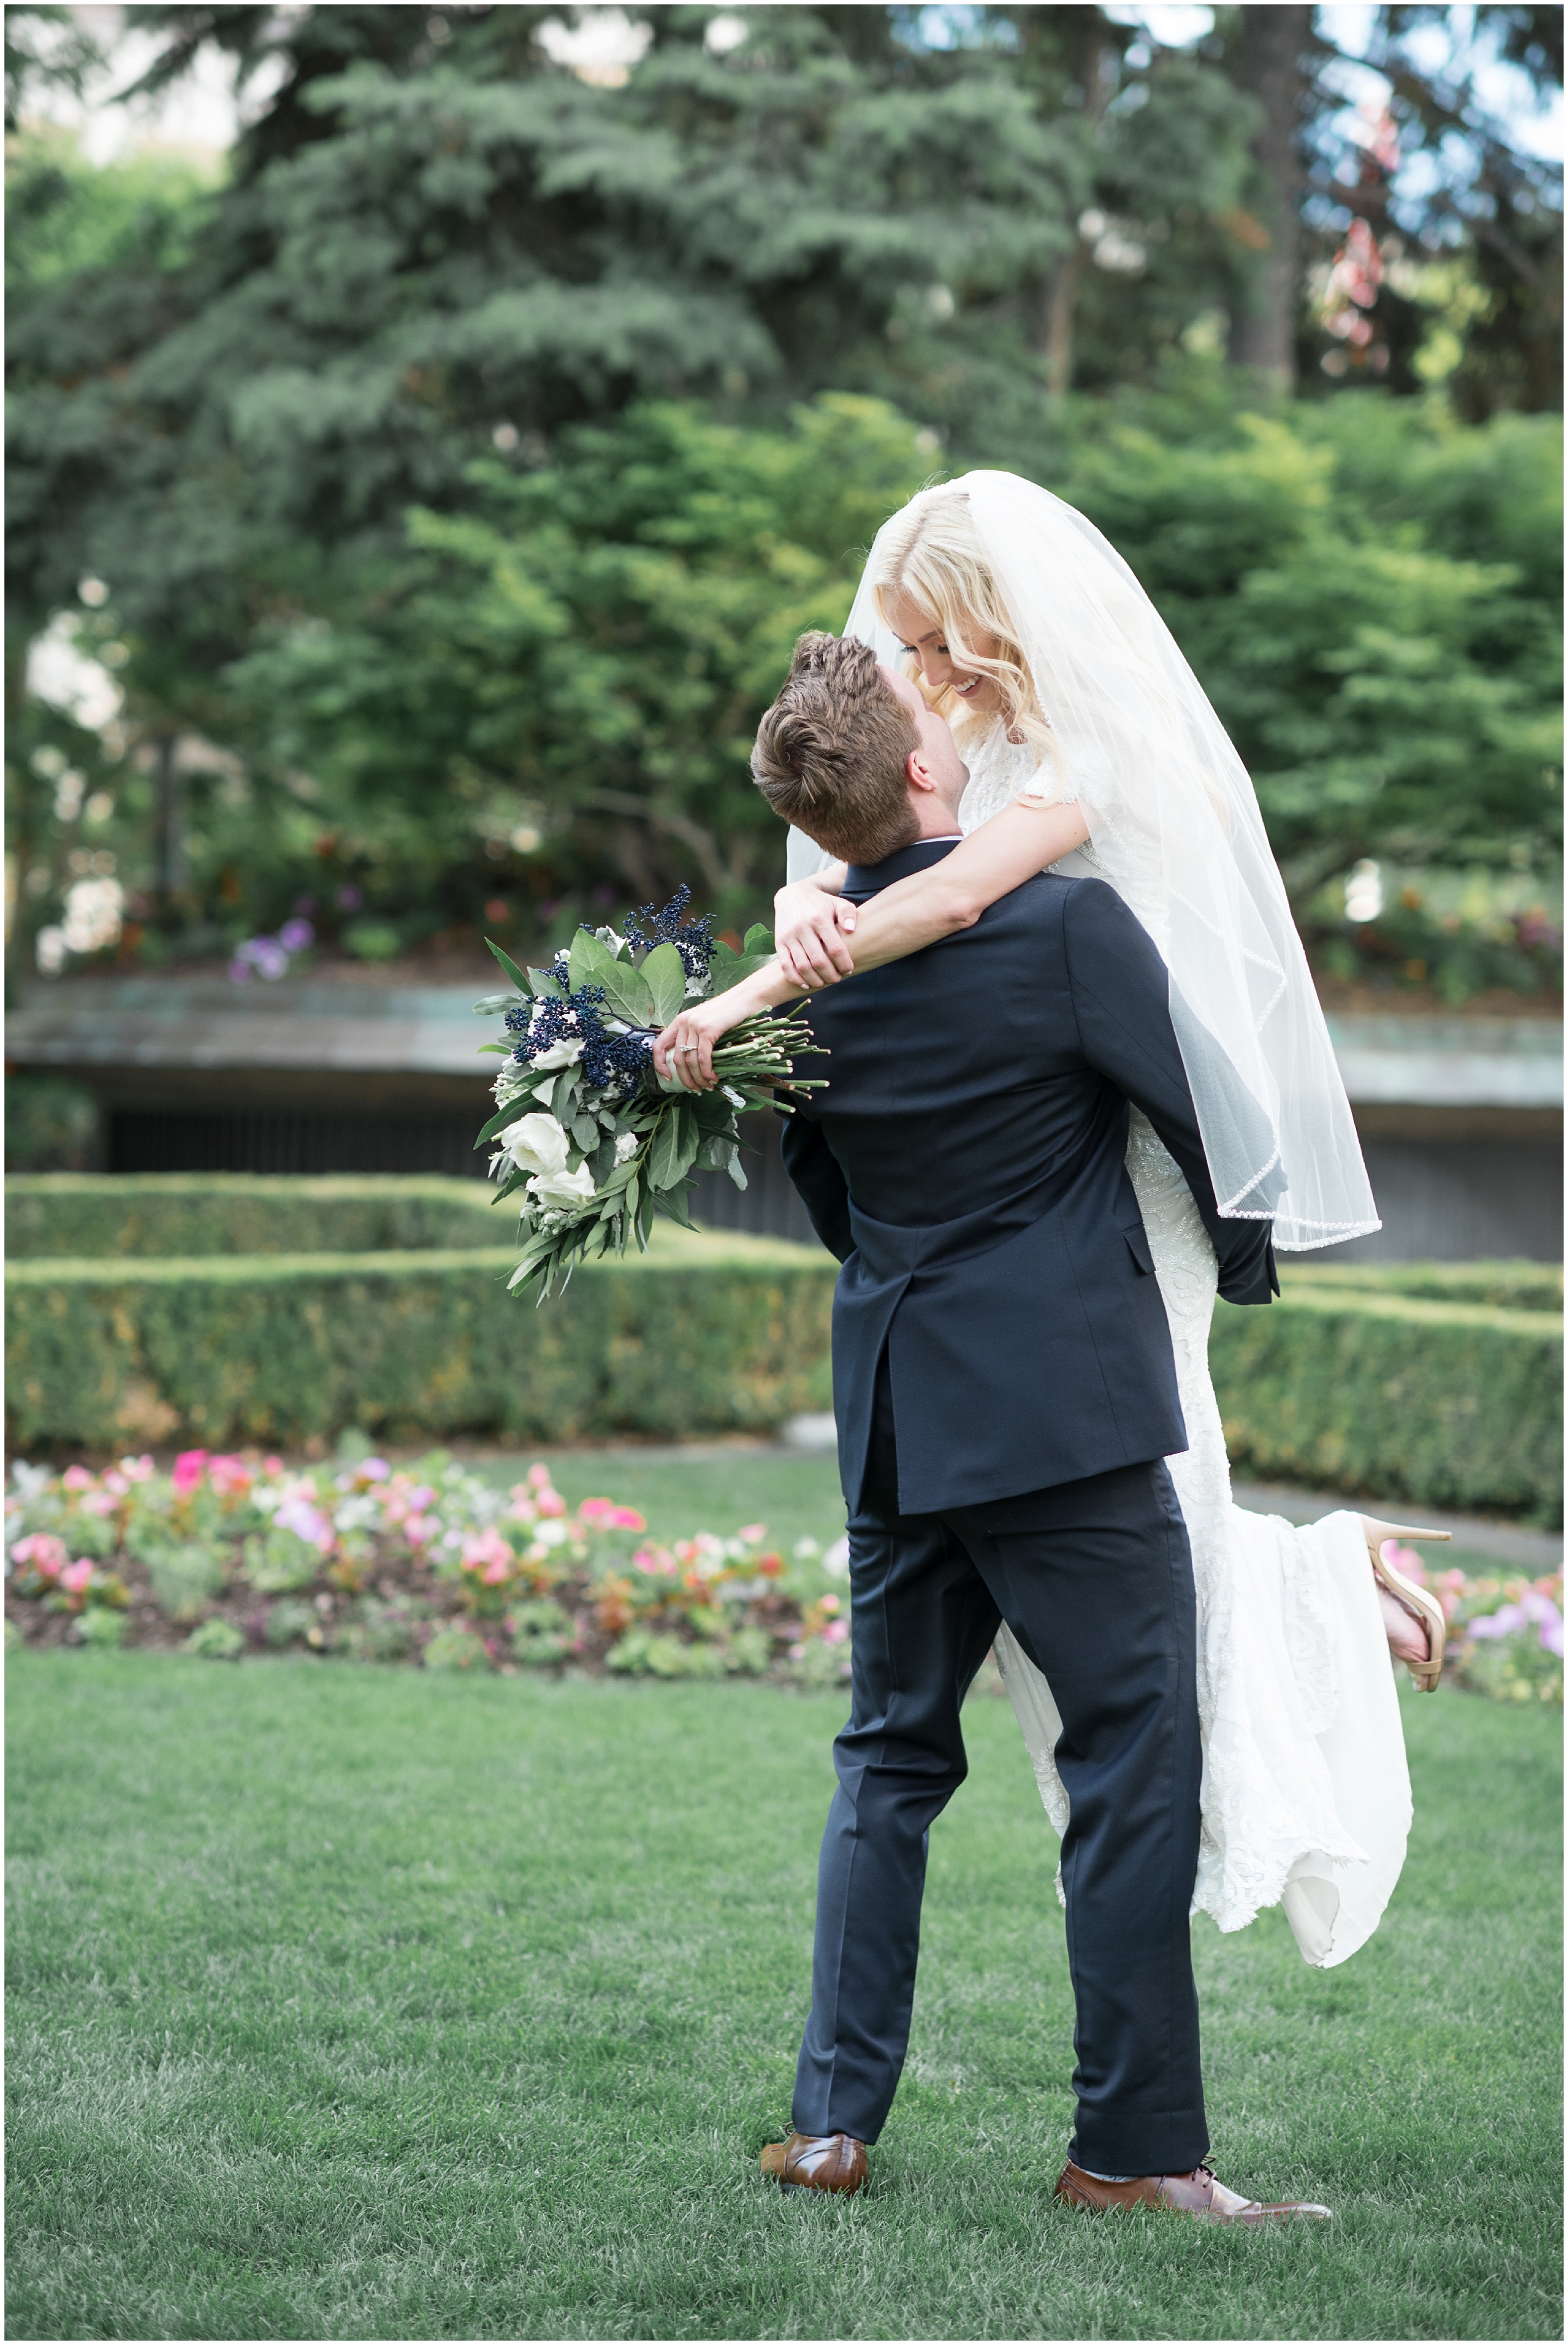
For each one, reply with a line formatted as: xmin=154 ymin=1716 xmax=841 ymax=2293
xmin=657 ymin=472 xmax=1449 ymax=1970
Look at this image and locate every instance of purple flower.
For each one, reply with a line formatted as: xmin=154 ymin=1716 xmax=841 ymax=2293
xmin=228 ymin=958 xmax=252 ymax=986
xmin=278 ymin=918 xmax=315 ymax=953
xmin=1467 ymin=1605 xmax=1523 ymax=1640
xmin=245 ymin=937 xmax=290 ymax=981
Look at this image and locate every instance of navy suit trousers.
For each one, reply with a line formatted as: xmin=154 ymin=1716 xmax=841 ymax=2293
xmin=792 ymin=1363 xmax=1208 ymax=2179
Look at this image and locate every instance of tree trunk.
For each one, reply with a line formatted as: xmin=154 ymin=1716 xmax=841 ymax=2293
xmin=1030 ymin=11 xmax=1110 ymax=402
xmin=1226 ymin=4 xmax=1310 ymax=385
xmin=152 ymin=733 xmax=186 ymax=897
xmin=1041 ymin=249 xmax=1083 ymax=402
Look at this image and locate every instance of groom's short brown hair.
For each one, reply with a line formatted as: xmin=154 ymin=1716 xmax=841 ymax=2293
xmin=751 ymin=632 xmax=920 ymax=865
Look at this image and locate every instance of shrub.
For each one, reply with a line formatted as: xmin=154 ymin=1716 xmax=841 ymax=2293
xmin=183 ymin=1617 xmax=245 ymax=1661
xmin=4 ymin=1173 xmax=502 ymax=1260
xmin=1211 ymin=1287 xmax=1562 ymax=1524
xmin=1283 ymin=1260 xmax=1563 ymax=1314
xmin=4 ymin=1234 xmax=836 ymax=1453
xmin=4 ymin=1081 xmax=100 ymax=1174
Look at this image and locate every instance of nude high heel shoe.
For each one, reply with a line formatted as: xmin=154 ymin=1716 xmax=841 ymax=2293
xmin=1361 ymin=1518 xmax=1451 ymax=1693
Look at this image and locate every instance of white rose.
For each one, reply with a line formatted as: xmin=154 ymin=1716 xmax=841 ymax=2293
xmin=529 ymin=1161 xmax=597 ymax=1211
xmin=530 ymin=1037 xmax=584 ymax=1071
xmin=614 ymin=1132 xmax=639 ymax=1164
xmin=500 ymin=1112 xmax=570 ymax=1174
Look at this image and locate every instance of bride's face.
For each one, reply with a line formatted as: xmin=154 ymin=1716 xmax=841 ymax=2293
xmin=887 ymin=592 xmax=1004 ymax=719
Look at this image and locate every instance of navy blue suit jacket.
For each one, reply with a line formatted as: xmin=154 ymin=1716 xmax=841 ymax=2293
xmin=780 ymin=838 xmax=1279 ymax=1516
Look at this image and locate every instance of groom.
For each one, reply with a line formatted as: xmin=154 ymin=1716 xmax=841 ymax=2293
xmin=744 ymin=633 xmax=1328 ymax=2223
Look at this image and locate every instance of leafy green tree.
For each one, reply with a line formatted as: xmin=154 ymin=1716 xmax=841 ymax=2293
xmin=221 ymin=395 xmax=932 ymax=932
xmin=1061 ymin=394 xmax=1562 ymax=996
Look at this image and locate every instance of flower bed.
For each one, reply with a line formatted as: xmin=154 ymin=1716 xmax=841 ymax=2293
xmin=1382 ymin=1540 xmax=1564 ymax=1706
xmin=4 ymin=1450 xmax=852 ymax=1685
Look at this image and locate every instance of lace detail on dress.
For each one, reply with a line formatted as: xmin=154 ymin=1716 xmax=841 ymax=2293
xmin=957 ymin=720 xmax=1077 ymax=833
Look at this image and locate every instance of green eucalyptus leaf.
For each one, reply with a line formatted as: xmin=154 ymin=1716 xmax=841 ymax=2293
xmin=641 ymin=941 xmax=688 ymax=1026
xmin=571 ymin=1112 xmax=599 ymax=1152
xmin=527 ymin=964 xmax=565 ymax=999
xmin=656 ymin=1181 xmax=696 ymax=1229
xmin=598 ymin=958 xmax=656 ymax=1026
xmin=569 ymin=928 xmax=617 ymax=992
xmin=705 ymin=949 xmax=776 ymax=997
xmin=475 ymin=1106 xmax=518 ymax=1148
xmin=485 ymin=939 xmax=533 ymax=993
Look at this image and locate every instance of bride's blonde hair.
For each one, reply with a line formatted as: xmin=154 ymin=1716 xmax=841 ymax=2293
xmin=866 ymin=488 xmax=1057 ymax=768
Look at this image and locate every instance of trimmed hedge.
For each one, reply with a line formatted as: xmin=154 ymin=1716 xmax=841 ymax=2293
xmin=6 ymin=1178 xmax=1559 ymax=1521
xmin=1212 ymin=1287 xmax=1562 ymax=1524
xmin=1283 ymin=1259 xmax=1563 ymax=1314
xmin=5 ymin=1231 xmax=837 ymax=1452
xmin=4 ymin=1173 xmax=502 ymax=1259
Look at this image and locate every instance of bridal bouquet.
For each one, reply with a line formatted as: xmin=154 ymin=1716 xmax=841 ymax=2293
xmin=474 ymin=889 xmax=824 ymax=1299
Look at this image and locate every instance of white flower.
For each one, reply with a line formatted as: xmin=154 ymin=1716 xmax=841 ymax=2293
xmin=529 ymin=1161 xmax=597 ymax=1211
xmin=500 ymin=1112 xmax=570 ymax=1174
xmin=531 ymin=1038 xmax=584 ymax=1071
xmin=614 ymin=1131 xmax=639 ymax=1164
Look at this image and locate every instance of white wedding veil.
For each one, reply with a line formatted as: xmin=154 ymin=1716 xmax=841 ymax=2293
xmin=787 ymin=471 xmax=1379 ymax=1250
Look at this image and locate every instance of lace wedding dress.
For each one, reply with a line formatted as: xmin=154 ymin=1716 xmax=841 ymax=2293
xmin=960 ymin=721 xmax=1413 ymax=1970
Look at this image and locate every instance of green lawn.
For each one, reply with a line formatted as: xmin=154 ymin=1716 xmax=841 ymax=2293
xmin=479 ymin=1446 xmax=850 ymax=1558
xmin=6 ymin=1652 xmax=1560 ymax=2341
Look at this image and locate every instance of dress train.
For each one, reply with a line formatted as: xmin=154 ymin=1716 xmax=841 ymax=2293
xmin=993 ymin=1112 xmax=1412 ymax=1970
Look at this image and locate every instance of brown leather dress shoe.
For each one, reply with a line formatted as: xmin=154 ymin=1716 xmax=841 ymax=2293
xmin=760 ymin=2130 xmax=868 ymax=2195
xmin=1054 ymin=2159 xmax=1330 ymax=2223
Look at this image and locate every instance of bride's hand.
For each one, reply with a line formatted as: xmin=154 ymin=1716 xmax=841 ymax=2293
xmin=774 ymin=880 xmax=857 ymax=989
xmin=652 ymin=992 xmax=746 ymax=1091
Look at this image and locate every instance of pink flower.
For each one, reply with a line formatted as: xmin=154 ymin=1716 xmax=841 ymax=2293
xmin=577 ymin=1497 xmax=615 ymax=1524
xmin=820 ymin=1595 xmax=841 ymax=1617
xmin=60 ymin=1560 xmax=95 ymax=1596
xmin=403 ymin=1514 xmax=435 ymax=1547
xmin=823 ymin=1620 xmax=849 ymax=1646
xmin=527 ymin=1464 xmax=553 ymax=1491
xmin=506 ymin=1489 xmax=538 ymax=1524
xmin=118 ymin=1455 xmax=156 ymax=1481
xmin=80 ymin=1492 xmax=118 ymax=1518
xmin=273 ymin=1496 xmax=335 ymax=1552
xmin=460 ymin=1526 xmax=514 ymax=1578
xmin=62 ymin=1464 xmax=95 ymax=1492
xmin=102 ymin=1471 xmax=130 ymax=1499
xmin=610 ymin=1506 xmax=646 ymax=1531
xmin=536 ymin=1489 xmax=567 ymax=1519
xmin=263 ymin=1457 xmax=283 ymax=1476
xmin=172 ymin=1450 xmax=209 ymax=1497
xmin=633 ymin=1547 xmax=677 ymax=1577
xmin=738 ymin=1523 xmax=766 ymax=1543
xmin=1384 ymin=1542 xmax=1428 ymax=1585
xmin=11 ymin=1533 xmax=68 ymax=1578
xmin=208 ymin=1455 xmax=252 ymax=1496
